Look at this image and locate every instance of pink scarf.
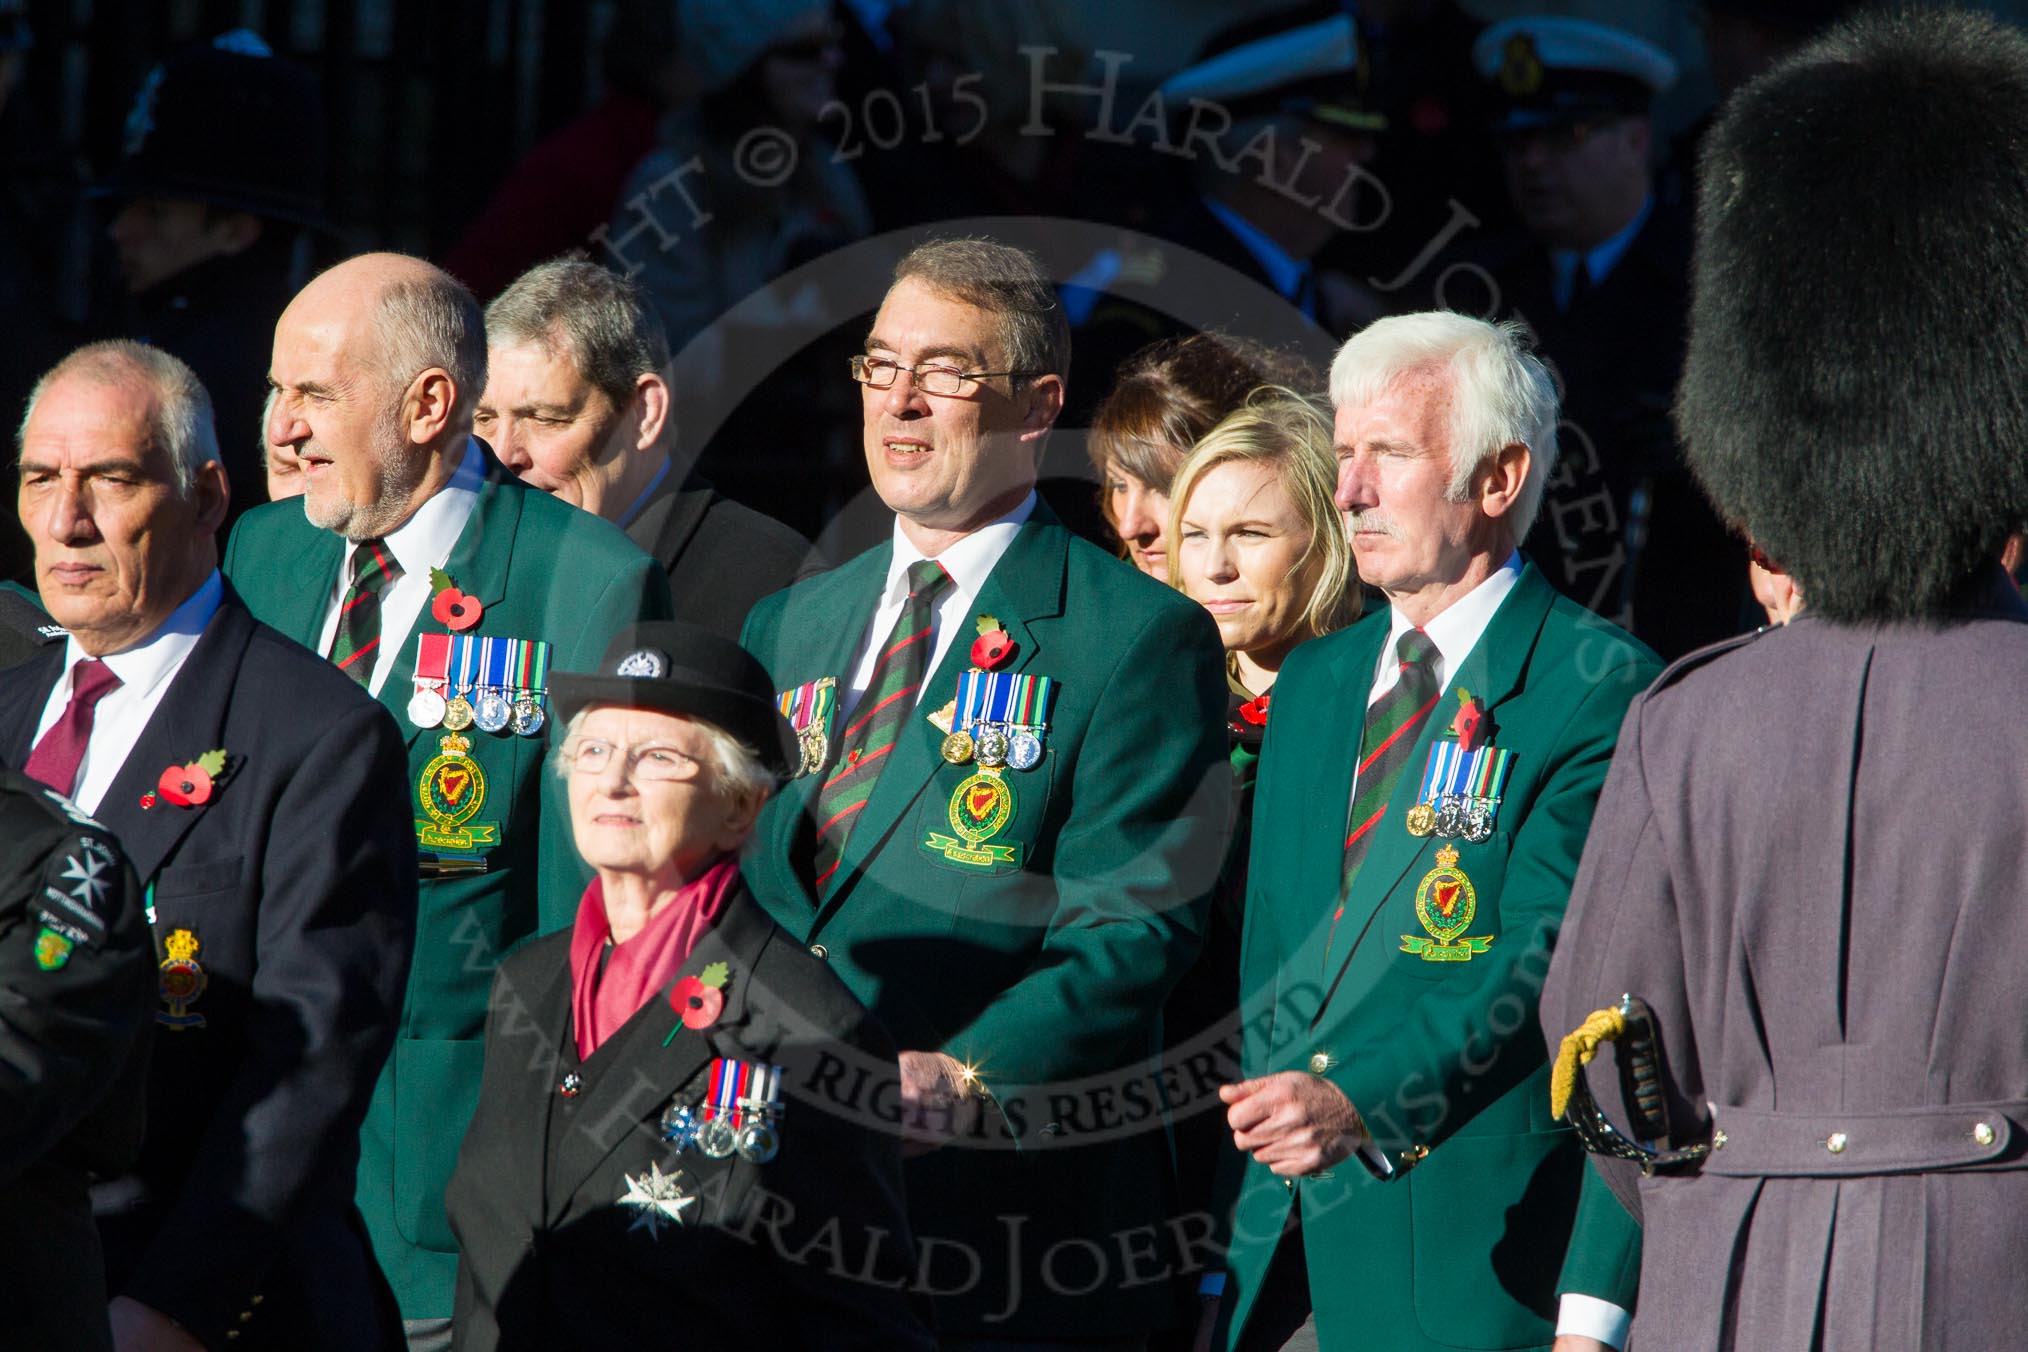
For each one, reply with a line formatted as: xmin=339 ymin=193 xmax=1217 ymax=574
xmin=569 ymin=854 xmax=740 ymax=1061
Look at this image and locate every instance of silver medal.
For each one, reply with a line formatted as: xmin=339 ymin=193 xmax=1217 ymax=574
xmin=974 ymin=726 xmax=1010 ymax=768
xmin=698 ymin=1117 xmax=738 ymax=1159
xmin=1007 ymin=729 xmax=1042 ymax=770
xmin=474 ymin=689 xmax=512 ymax=734
xmin=407 ymin=686 xmax=447 ymax=728
xmin=735 ymin=1120 xmax=780 ymax=1164
xmin=512 ymin=695 xmax=545 ymax=737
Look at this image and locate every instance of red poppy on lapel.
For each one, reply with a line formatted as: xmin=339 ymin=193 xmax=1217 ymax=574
xmin=429 ymin=566 xmax=483 ymax=631
xmin=970 ymin=613 xmax=1015 ymax=671
xmin=157 ymin=748 xmax=228 ymax=808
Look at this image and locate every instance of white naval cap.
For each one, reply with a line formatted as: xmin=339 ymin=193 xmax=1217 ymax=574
xmin=1162 ymin=10 xmax=1385 ymax=133
xmin=1473 ymin=16 xmax=1678 ymax=128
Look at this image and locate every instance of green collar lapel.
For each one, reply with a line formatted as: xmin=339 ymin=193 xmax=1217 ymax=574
xmin=813 ymin=508 xmax=1069 ymax=916
xmin=1311 ymin=560 xmax=1558 ymax=1007
xmin=379 ymin=454 xmax=529 ymax=751
xmin=272 ymin=516 xmax=346 ymax=649
xmin=759 ymin=543 xmax=894 ymax=907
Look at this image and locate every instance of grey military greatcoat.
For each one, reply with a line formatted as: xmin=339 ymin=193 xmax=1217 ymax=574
xmin=1542 ymin=573 xmax=2028 ymax=1350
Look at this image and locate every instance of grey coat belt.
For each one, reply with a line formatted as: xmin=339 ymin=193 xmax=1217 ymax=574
xmin=1702 ymin=1101 xmax=2028 ymax=1177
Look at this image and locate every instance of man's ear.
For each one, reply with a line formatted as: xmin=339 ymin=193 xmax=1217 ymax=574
xmin=631 ymin=372 xmax=671 ymax=453
xmin=403 ymin=368 xmax=457 ymax=446
xmin=1478 ymin=441 xmax=1531 ymax=523
xmin=1018 ymin=373 xmax=1065 ymax=444
xmin=191 ymin=458 xmax=230 ymax=535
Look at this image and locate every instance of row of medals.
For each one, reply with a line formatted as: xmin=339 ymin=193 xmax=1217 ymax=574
xmin=660 ymin=1097 xmax=780 ymax=1165
xmin=1405 ymin=794 xmax=1496 ymax=843
xmin=940 ymin=722 xmax=1042 ymax=770
xmin=409 ymin=683 xmax=546 ymax=737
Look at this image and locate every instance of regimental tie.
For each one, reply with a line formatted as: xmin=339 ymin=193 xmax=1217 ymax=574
xmin=24 ymin=659 xmax=121 ymax=798
xmin=329 ymin=538 xmax=403 ymax=686
xmin=1329 ymin=628 xmax=1441 ymax=956
xmin=804 ymin=559 xmax=953 ymax=892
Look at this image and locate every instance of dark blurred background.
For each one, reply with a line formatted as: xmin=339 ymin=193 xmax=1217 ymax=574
xmin=6 ymin=0 xmax=2027 ymax=655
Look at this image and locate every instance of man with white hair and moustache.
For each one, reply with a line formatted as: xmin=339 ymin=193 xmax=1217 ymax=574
xmin=1212 ymin=312 xmax=1659 ymax=1352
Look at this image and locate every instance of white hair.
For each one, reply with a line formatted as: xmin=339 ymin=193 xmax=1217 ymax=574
xmin=551 ymin=707 xmax=778 ymax=821
xmin=1329 ymin=313 xmax=1559 ymax=547
xmin=19 ymin=340 xmax=220 ymax=499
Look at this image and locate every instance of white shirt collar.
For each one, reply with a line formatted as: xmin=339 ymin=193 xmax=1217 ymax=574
xmin=1381 ymin=551 xmax=1523 ymax=695
xmin=349 ymin=436 xmax=485 ymax=582
xmin=70 ymin=568 xmax=224 ymax=700
xmin=882 ymin=492 xmax=1037 ymax=602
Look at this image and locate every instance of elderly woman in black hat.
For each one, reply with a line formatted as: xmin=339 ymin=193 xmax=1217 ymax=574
xmin=445 ymin=621 xmax=933 ymax=1351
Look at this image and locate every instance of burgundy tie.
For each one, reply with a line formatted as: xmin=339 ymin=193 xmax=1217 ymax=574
xmin=25 ymin=659 xmax=121 ymax=798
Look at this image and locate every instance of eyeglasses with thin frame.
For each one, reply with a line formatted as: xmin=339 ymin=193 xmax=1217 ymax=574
xmin=849 ymin=354 xmax=1037 ymax=398
xmin=563 ymin=737 xmax=705 ymax=783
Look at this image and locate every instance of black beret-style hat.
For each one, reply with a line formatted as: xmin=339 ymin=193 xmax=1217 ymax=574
xmin=549 ymin=621 xmax=796 ymax=779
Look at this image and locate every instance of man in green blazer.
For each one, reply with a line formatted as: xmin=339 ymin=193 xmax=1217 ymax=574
xmin=741 ymin=238 xmax=1229 ymax=1343
xmin=223 ymin=254 xmax=670 ymax=1339
xmin=1215 ymin=313 xmax=1658 ymax=1352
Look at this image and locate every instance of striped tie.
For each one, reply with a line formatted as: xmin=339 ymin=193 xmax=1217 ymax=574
xmin=328 ymin=539 xmax=402 ymax=686
xmin=1329 ymin=628 xmax=1441 ymax=951
xmin=804 ymin=559 xmax=953 ymax=892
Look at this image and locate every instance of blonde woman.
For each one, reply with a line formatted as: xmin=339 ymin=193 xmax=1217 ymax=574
xmin=1158 ymin=391 xmax=1359 ymax=1318
xmin=1170 ymin=390 xmax=1359 ymax=718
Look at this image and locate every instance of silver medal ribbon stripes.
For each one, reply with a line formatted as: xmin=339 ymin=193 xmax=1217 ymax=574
xmin=409 ymin=633 xmax=550 ymax=736
xmin=943 ymin=670 xmax=1054 ymax=769
xmin=1409 ymin=741 xmax=1515 ymax=842
xmin=662 ymin=1057 xmax=784 ymax=1164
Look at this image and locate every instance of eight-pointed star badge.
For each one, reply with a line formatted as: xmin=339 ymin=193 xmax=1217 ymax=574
xmin=618 ymin=1161 xmax=696 ymax=1240
xmin=59 ymin=839 xmax=113 ymax=915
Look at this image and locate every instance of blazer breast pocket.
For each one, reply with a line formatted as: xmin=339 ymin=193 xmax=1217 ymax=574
xmin=913 ymin=751 xmax=1057 ymax=879
xmin=151 ymin=853 xmax=246 ymax=900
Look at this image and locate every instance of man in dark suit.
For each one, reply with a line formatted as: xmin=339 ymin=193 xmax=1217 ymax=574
xmin=1441 ymin=16 xmax=1742 ymax=660
xmin=477 ymin=257 xmax=817 ymax=637
xmin=224 ymin=252 xmax=671 ymax=1341
xmin=1545 ymin=13 xmax=2028 ymax=1348
xmin=0 ymin=340 xmax=416 ymax=1350
xmin=741 ymin=237 xmax=1230 ymax=1344
xmin=0 ymin=767 xmax=152 ymax=1352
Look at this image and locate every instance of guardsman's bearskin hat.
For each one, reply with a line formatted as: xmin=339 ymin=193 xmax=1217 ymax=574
xmin=1676 ymin=7 xmax=2028 ymax=621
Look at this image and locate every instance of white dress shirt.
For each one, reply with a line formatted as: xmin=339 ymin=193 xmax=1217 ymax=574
xmin=1363 ymin=551 xmax=1522 ymax=716
xmin=34 ymin=569 xmax=224 ymax=815
xmin=313 ymin=438 xmax=485 ymax=695
xmin=839 ymin=493 xmax=1036 ymax=720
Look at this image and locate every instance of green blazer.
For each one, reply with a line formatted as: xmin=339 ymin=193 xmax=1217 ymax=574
xmin=740 ymin=505 xmax=1230 ymax=1338
xmin=1222 ymin=560 xmax=1658 ymax=1352
xmin=222 ymin=452 xmax=672 ymax=1317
